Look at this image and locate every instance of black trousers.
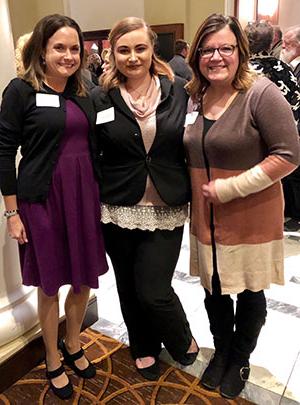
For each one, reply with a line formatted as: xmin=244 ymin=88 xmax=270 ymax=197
xmin=102 ymin=222 xmax=192 ymax=360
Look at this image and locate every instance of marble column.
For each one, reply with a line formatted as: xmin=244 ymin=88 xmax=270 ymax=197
xmin=0 ymin=0 xmax=39 ymax=356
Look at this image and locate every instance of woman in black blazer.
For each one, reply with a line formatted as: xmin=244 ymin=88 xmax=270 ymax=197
xmin=92 ymin=16 xmax=198 ymax=380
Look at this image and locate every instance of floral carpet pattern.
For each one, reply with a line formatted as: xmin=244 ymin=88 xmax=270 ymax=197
xmin=0 ymin=328 xmax=254 ymax=404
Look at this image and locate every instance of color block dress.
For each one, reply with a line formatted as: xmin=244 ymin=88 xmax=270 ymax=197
xmin=18 ymin=100 xmax=108 ymax=296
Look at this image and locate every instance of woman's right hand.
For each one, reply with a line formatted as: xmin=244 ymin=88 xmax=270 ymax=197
xmin=7 ymin=215 xmax=28 ymax=244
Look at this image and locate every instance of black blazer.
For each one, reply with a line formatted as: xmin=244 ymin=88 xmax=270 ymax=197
xmin=92 ymin=75 xmax=190 ymax=206
xmin=0 ymin=78 xmax=100 ymax=202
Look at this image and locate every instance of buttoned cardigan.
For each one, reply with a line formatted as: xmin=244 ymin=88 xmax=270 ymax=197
xmin=0 ymin=78 xmax=99 ymax=202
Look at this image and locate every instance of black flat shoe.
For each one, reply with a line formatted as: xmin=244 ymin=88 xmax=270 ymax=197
xmin=136 ymin=359 xmax=160 ymax=381
xmin=46 ymin=364 xmax=73 ymax=400
xmin=59 ymin=339 xmax=96 ymax=379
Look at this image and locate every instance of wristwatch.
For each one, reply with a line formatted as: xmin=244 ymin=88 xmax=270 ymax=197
xmin=4 ymin=209 xmax=19 ymax=219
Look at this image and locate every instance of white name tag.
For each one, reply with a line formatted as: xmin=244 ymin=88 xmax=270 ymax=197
xmin=184 ymin=111 xmax=199 ymax=127
xmin=36 ymin=93 xmax=60 ymax=107
xmin=96 ymin=107 xmax=115 ymax=124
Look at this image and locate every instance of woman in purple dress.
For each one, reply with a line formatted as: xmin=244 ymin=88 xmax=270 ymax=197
xmin=0 ymin=14 xmax=108 ymax=399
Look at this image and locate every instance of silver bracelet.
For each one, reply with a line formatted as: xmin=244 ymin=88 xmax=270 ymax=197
xmin=4 ymin=209 xmax=19 ymax=219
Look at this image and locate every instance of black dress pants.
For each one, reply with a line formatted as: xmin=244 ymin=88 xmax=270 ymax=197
xmin=102 ymin=222 xmax=192 ymax=361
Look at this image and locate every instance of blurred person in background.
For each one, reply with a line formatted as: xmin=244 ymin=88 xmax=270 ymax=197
xmin=169 ymin=39 xmax=192 ymax=81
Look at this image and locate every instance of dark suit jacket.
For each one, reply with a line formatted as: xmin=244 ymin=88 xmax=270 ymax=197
xmin=169 ymin=54 xmax=192 ymax=81
xmin=92 ymin=75 xmax=190 ymax=206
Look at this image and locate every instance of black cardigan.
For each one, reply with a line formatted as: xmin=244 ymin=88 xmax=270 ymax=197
xmin=91 ymin=75 xmax=190 ymax=206
xmin=0 ymin=78 xmax=100 ymax=202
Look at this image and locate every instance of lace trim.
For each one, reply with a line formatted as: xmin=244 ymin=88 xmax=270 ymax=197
xmin=101 ymin=203 xmax=188 ymax=231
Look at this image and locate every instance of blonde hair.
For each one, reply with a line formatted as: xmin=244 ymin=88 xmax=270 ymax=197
xmin=101 ymin=48 xmax=111 ymax=62
xmin=15 ymin=32 xmax=32 ymax=76
xmin=187 ymin=14 xmax=257 ymax=101
xmin=100 ymin=16 xmax=174 ymax=91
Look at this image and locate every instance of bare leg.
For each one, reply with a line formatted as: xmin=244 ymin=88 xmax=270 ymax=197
xmin=38 ymin=288 xmax=69 ymax=388
xmin=64 ymin=285 xmax=90 ymax=370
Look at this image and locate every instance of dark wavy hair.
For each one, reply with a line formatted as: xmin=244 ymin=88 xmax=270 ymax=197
xmin=22 ymin=14 xmax=86 ymax=96
xmin=187 ymin=13 xmax=256 ymax=101
xmin=100 ymin=16 xmax=174 ymax=91
xmin=245 ymin=21 xmax=274 ymax=54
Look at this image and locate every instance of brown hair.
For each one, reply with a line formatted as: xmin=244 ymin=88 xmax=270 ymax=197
xmin=100 ymin=16 xmax=174 ymax=91
xmin=187 ymin=13 xmax=256 ymax=101
xmin=175 ymin=39 xmax=189 ymax=55
xmin=22 ymin=14 xmax=86 ymax=96
xmin=244 ymin=21 xmax=274 ymax=54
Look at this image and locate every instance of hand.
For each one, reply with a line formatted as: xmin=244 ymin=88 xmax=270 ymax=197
xmin=202 ymin=181 xmax=221 ymax=205
xmin=7 ymin=215 xmax=28 ymax=244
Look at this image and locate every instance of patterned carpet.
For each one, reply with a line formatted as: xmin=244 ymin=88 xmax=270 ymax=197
xmin=0 ymin=328 xmax=254 ymax=404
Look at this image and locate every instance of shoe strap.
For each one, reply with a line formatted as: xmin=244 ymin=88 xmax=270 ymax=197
xmin=61 ymin=340 xmax=85 ymax=362
xmin=46 ymin=364 xmax=65 ymax=379
xmin=65 ymin=347 xmax=84 ymax=362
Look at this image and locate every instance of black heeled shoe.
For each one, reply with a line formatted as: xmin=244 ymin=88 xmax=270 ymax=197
xmin=46 ymin=364 xmax=73 ymax=399
xmin=59 ymin=339 xmax=96 ymax=379
xmin=136 ymin=358 xmax=160 ymax=381
xmin=177 ymin=338 xmax=199 ymax=366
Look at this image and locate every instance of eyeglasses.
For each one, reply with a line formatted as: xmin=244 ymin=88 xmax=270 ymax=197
xmin=198 ymin=44 xmax=237 ymax=58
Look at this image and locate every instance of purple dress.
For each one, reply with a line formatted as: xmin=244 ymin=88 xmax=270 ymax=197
xmin=18 ymin=100 xmax=108 ymax=296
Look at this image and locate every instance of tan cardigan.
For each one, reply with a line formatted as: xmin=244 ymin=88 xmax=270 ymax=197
xmin=184 ymin=77 xmax=300 ymax=294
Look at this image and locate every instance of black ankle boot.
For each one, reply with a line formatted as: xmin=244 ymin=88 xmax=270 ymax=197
xmin=201 ymin=350 xmax=229 ymax=390
xmin=220 ymin=361 xmax=250 ymax=399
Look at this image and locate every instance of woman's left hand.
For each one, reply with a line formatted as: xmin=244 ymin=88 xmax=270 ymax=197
xmin=202 ymin=181 xmax=221 ymax=205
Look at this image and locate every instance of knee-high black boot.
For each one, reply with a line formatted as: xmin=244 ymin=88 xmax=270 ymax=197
xmin=220 ymin=290 xmax=267 ymax=399
xmin=201 ymin=294 xmax=235 ymax=390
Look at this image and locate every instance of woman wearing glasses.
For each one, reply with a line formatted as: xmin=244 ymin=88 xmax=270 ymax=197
xmin=184 ymin=14 xmax=299 ymax=399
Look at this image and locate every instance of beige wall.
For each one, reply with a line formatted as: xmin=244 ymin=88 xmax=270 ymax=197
xmin=186 ymin=0 xmax=224 ymax=42
xmin=68 ymin=0 xmax=144 ymax=31
xmin=9 ymin=0 xmax=299 ymax=46
xmin=35 ymin=0 xmax=64 ymax=19
xmin=8 ymin=0 xmax=37 ymax=43
xmin=144 ymin=0 xmax=224 ymax=43
xmin=8 ymin=0 xmax=64 ymax=43
xmin=144 ymin=0 xmax=185 ymax=25
xmin=279 ymin=0 xmax=300 ymax=32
